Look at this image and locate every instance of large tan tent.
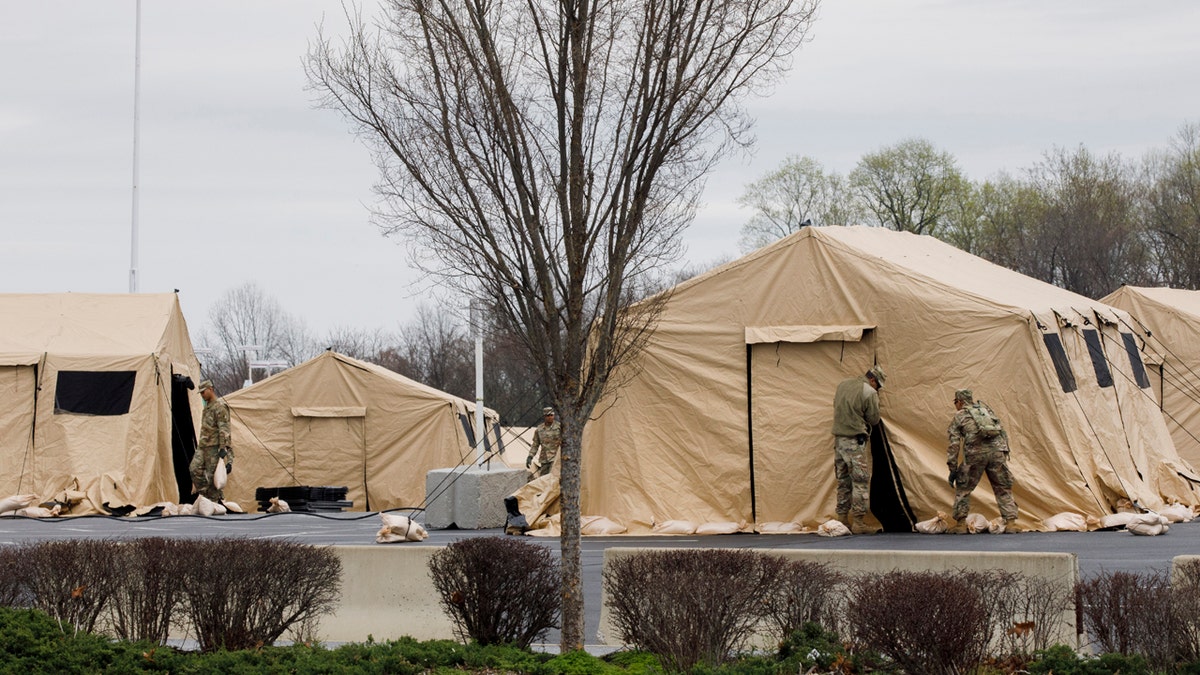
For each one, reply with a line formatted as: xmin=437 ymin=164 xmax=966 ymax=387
xmin=0 ymin=293 xmax=203 ymax=510
xmin=221 ymin=350 xmax=503 ymax=512
xmin=581 ymin=226 xmax=1200 ymax=533
xmin=1102 ymin=285 xmax=1200 ymax=471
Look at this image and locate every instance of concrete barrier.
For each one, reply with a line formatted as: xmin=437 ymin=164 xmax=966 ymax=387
xmin=597 ymin=547 xmax=1079 ymax=648
xmin=425 ymin=466 xmax=527 ymax=529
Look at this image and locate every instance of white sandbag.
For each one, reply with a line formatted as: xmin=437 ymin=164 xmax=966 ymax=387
xmin=914 ymin=512 xmax=949 ymax=534
xmin=1087 ymin=512 xmax=1138 ymax=531
xmin=160 ymin=503 xmax=181 ymax=517
xmin=817 ymin=519 xmax=851 ymax=537
xmin=16 ymin=504 xmax=61 ymax=519
xmin=222 ymin=500 xmax=245 ymax=514
xmin=988 ymin=517 xmax=1007 ymax=534
xmin=581 ymin=515 xmax=627 ymax=535
xmin=758 ymin=521 xmax=805 ymax=534
xmin=376 ymin=513 xmax=429 ymax=543
xmin=1127 ymin=512 xmax=1170 ymax=536
xmin=1042 ymin=512 xmax=1087 ymax=532
xmin=267 ymin=497 xmax=291 ymax=513
xmin=177 ymin=503 xmax=195 ymax=516
xmin=0 ymin=494 xmax=37 ymax=513
xmin=1159 ymin=504 xmax=1194 ymax=523
xmin=211 ymin=502 xmax=227 ymax=516
xmin=652 ymin=519 xmax=697 ymax=535
xmin=965 ymin=513 xmax=990 ymax=533
xmin=194 ymin=495 xmax=216 ymax=516
xmin=695 ymin=521 xmax=745 ymax=536
xmin=213 ymin=459 xmax=227 ymax=490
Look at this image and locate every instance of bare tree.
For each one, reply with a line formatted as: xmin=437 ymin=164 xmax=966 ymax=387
xmin=195 ymin=283 xmax=314 ymax=393
xmin=1143 ymin=121 xmax=1200 ymax=288
xmin=850 ymin=137 xmax=969 ymax=235
xmin=307 ymin=0 xmax=818 ymax=648
xmin=737 ymin=155 xmax=863 ymax=251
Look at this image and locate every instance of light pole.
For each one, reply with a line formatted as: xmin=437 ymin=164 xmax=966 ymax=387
xmin=238 ymin=345 xmax=263 ymax=388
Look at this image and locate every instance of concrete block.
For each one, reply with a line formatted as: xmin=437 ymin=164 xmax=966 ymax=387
xmin=598 ymin=547 xmax=1079 ymax=648
xmin=425 ymin=466 xmax=528 ymax=529
xmin=322 ymin=545 xmax=455 ymax=642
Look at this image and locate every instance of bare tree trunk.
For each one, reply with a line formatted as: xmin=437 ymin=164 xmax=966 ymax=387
xmin=558 ymin=418 xmax=584 ymax=650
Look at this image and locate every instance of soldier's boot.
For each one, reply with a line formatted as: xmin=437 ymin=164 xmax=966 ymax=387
xmin=947 ymin=518 xmax=970 ymax=534
xmin=849 ymin=514 xmax=878 ymax=535
xmin=836 ymin=511 xmax=851 ymax=529
xmin=1002 ymin=518 xmax=1025 ymax=534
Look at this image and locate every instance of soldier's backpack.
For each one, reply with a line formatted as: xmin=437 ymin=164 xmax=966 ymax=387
xmin=967 ymin=401 xmax=1004 ymax=439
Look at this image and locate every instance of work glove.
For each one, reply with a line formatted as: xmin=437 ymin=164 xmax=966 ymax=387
xmin=217 ymin=448 xmax=228 ymax=459
xmin=525 ymin=454 xmax=533 ymax=469
xmin=225 ymin=461 xmax=233 ymax=475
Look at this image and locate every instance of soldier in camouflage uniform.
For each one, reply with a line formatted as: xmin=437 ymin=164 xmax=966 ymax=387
xmin=526 ymin=407 xmax=562 ymax=479
xmin=831 ymin=365 xmax=886 ymax=534
xmin=946 ymin=389 xmax=1022 ymax=533
xmin=191 ymin=379 xmax=232 ymax=502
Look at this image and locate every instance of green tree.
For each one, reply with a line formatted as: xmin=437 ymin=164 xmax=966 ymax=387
xmin=736 ymin=155 xmax=862 ymax=252
xmin=306 ymin=0 xmax=819 ymax=649
xmin=849 ymin=137 xmax=969 ymax=235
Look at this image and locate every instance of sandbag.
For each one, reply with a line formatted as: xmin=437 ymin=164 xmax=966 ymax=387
xmin=581 ymin=515 xmax=627 ymax=535
xmin=1127 ymin=512 xmax=1169 ymax=536
xmin=194 ymin=495 xmax=216 ymax=516
xmin=915 ymin=512 xmax=949 ymax=534
xmin=223 ymin=500 xmax=245 ymax=514
xmin=376 ymin=513 xmax=429 ymax=543
xmin=965 ymin=513 xmax=990 ymax=533
xmin=758 ymin=521 xmax=805 ymax=534
xmin=1160 ymin=504 xmax=1195 ymax=523
xmin=1042 ymin=512 xmax=1087 ymax=532
xmin=266 ymin=497 xmax=290 ymax=513
xmin=817 ymin=519 xmax=851 ymax=537
xmin=652 ymin=519 xmax=697 ymax=535
xmin=213 ymin=459 xmax=227 ymax=490
xmin=695 ymin=521 xmax=745 ymax=536
xmin=988 ymin=517 xmax=1007 ymax=534
xmin=0 ymin=494 xmax=37 ymax=513
xmin=1087 ymin=512 xmax=1137 ymax=531
xmin=16 ymin=504 xmax=61 ymax=519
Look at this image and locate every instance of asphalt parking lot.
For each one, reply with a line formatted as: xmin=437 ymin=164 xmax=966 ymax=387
xmin=1 ymin=511 xmax=1195 ymax=645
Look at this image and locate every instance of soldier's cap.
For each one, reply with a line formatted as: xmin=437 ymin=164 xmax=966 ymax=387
xmin=542 ymin=407 xmax=555 ymax=416
xmin=868 ymin=365 xmax=886 ymax=387
xmin=954 ymin=389 xmax=974 ymax=404
xmin=198 ymin=379 xmax=214 ymax=392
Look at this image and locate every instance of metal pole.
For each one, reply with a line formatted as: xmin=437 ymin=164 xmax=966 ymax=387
xmin=473 ymin=301 xmax=485 ymax=463
xmin=128 ymin=0 xmax=142 ymax=293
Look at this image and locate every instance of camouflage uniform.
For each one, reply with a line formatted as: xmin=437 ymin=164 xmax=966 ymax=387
xmin=191 ymin=394 xmax=231 ymax=501
xmin=947 ymin=393 xmax=1017 ymax=522
xmin=528 ymin=417 xmax=562 ymax=479
xmin=831 ymin=373 xmax=882 ymax=518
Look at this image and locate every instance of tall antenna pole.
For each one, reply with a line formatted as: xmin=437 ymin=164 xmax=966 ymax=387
xmin=129 ymin=0 xmax=142 ymax=293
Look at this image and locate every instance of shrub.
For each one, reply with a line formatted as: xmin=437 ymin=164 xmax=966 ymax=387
xmin=761 ymin=559 xmax=844 ymax=641
xmin=105 ymin=537 xmax=188 ymax=644
xmin=1174 ymin=559 xmax=1200 ymax=663
xmin=602 ymin=548 xmax=784 ymax=672
xmin=428 ymin=536 xmax=560 ymax=648
xmin=177 ymin=538 xmax=342 ymax=652
xmin=0 ymin=546 xmax=29 ymax=608
xmin=20 ymin=539 xmax=121 ymax=636
xmin=1076 ymin=569 xmax=1173 ymax=668
xmin=846 ymin=569 xmax=990 ymax=675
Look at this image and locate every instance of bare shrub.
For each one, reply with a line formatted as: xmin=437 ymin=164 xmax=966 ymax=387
xmin=106 ymin=538 xmax=188 ymax=644
xmin=1076 ymin=569 xmax=1174 ymax=668
xmin=21 ymin=539 xmax=121 ymax=635
xmin=1011 ymin=574 xmax=1075 ymax=654
xmin=1173 ymin=559 xmax=1200 ymax=663
xmin=428 ymin=536 xmax=559 ymax=648
xmin=177 ymin=539 xmax=342 ymax=652
xmin=603 ymin=549 xmax=784 ymax=672
xmin=0 ymin=546 xmax=30 ymax=608
xmin=846 ymin=569 xmax=990 ymax=675
xmin=762 ymin=558 xmax=844 ymax=641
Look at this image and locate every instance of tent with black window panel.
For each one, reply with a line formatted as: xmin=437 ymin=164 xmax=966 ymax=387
xmin=1102 ymin=285 xmax=1200 ymax=472
xmin=220 ymin=350 xmax=503 ymax=512
xmin=579 ymin=226 xmax=1200 ymax=534
xmin=0 ymin=293 xmax=203 ymax=513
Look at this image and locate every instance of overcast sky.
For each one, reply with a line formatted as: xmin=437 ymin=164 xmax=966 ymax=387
xmin=2 ymin=1 xmax=1198 ymax=339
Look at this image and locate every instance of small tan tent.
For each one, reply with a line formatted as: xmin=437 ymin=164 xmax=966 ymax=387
xmin=222 ymin=351 xmax=502 ymax=512
xmin=1102 ymin=285 xmax=1200 ymax=470
xmin=0 ymin=293 xmax=202 ymax=510
xmin=582 ymin=227 xmax=1200 ymax=533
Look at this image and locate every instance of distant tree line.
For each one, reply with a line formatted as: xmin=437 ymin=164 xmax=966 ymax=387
xmin=192 ymin=283 xmax=546 ymax=426
xmin=738 ymin=121 xmax=1200 ymax=300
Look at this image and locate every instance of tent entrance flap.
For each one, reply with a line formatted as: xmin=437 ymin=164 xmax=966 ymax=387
xmin=169 ymin=373 xmax=198 ymax=503
xmin=745 ymin=325 xmax=875 ymax=345
xmin=869 ymin=422 xmax=916 ymax=532
xmin=292 ymin=411 xmax=367 ymax=510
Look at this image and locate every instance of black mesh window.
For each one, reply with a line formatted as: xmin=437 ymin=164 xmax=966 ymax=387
xmin=1082 ymin=329 xmax=1113 ymax=388
xmin=459 ymin=413 xmax=477 ymax=447
xmin=1121 ymin=333 xmax=1151 ymax=389
xmin=55 ymin=371 xmax=136 ymax=415
xmin=1042 ymin=333 xmax=1077 ymax=393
